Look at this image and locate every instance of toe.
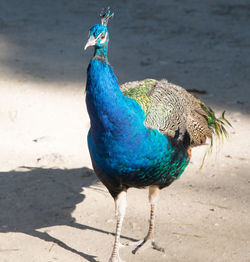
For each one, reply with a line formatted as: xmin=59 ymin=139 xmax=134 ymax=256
xmin=132 ymin=239 xmax=152 ymax=254
xmin=125 ymin=239 xmax=144 ymax=247
xmin=131 ymin=239 xmax=165 ymax=255
xmin=152 ymin=241 xmax=165 ymax=253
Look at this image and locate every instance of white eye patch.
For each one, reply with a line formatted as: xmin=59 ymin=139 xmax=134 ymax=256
xmin=96 ymin=32 xmax=108 ymax=44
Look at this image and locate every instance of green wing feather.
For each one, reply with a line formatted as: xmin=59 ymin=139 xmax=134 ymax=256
xmin=122 ymin=79 xmax=156 ymax=114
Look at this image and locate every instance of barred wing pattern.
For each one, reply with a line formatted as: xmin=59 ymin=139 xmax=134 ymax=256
xmin=121 ymin=79 xmax=212 ymax=147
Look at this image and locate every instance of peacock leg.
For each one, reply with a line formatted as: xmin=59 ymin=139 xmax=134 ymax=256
xmin=109 ymin=190 xmax=127 ymax=262
xmin=127 ymin=186 xmax=165 ymax=254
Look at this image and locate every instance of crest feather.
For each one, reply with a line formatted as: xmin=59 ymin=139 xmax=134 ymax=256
xmin=100 ymin=7 xmax=114 ymax=26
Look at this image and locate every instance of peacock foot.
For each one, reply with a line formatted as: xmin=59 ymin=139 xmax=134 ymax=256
xmin=108 ymin=254 xmax=125 ymax=262
xmin=126 ymin=238 xmax=165 ymax=254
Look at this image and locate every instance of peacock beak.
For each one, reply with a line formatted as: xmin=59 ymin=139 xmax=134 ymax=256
xmin=84 ymin=35 xmax=96 ymax=50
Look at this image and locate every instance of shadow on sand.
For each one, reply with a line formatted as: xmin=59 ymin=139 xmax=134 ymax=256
xmin=0 ymin=166 xmax=134 ymax=261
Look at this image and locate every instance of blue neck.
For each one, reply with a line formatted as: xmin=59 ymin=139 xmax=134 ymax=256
xmin=86 ymin=59 xmax=147 ymax=150
xmin=94 ymin=45 xmax=108 ymax=62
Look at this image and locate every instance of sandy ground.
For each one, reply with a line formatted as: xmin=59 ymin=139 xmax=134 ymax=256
xmin=0 ymin=0 xmax=250 ymax=261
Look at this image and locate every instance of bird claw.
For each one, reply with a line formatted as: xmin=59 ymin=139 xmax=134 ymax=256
xmin=126 ymin=238 xmax=165 ymax=254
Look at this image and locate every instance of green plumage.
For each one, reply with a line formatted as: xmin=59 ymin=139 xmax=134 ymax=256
xmin=200 ymin=103 xmax=231 ymax=143
xmin=123 ymin=79 xmax=156 ymax=114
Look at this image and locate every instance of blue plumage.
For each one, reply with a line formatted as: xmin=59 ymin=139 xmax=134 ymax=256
xmin=84 ymin=8 xmax=190 ymax=261
xmin=86 ymin=54 xmax=189 ymax=197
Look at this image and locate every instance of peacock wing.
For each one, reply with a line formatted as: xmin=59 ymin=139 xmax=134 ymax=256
xmin=121 ymin=79 xmax=212 ymax=147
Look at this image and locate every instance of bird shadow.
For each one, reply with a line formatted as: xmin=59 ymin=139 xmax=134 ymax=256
xmin=0 ymin=166 xmax=135 ymax=261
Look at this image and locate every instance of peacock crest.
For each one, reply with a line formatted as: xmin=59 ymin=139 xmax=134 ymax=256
xmin=100 ymin=7 xmax=114 ymax=26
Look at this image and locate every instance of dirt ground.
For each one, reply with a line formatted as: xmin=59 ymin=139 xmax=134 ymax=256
xmin=0 ymin=0 xmax=249 ymax=261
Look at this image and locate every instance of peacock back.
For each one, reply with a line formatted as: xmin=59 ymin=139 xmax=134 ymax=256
xmin=121 ymin=79 xmax=229 ymax=148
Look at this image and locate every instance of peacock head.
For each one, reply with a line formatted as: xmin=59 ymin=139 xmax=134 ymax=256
xmin=84 ymin=24 xmax=109 ymax=50
xmin=84 ymin=7 xmax=114 ymax=51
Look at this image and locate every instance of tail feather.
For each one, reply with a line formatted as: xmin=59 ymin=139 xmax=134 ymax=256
xmin=199 ymin=103 xmax=232 ymax=168
xmin=200 ymin=103 xmax=231 ymax=144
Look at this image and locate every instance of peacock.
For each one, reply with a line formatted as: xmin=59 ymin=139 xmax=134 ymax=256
xmin=84 ymin=7 xmax=230 ymax=262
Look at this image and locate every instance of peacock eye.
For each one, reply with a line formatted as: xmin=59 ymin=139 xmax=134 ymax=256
xmin=100 ymin=34 xmax=105 ymax=39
